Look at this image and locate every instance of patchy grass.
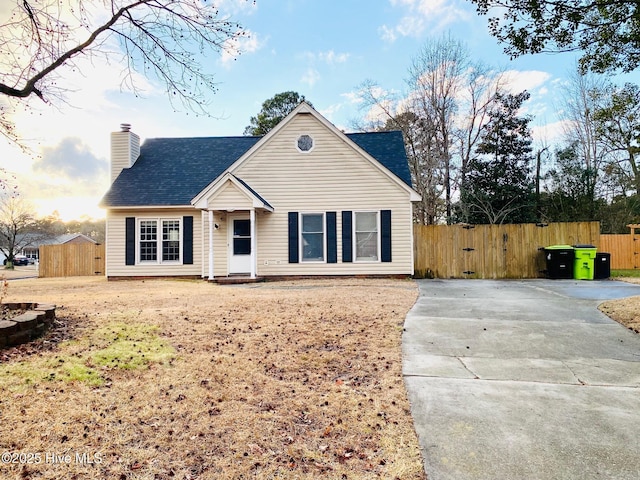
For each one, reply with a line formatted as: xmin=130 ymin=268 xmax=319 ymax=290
xmin=611 ymin=269 xmax=640 ymax=278
xmin=0 ymin=277 xmax=424 ymax=479
xmin=0 ymin=316 xmax=174 ymax=392
xmin=90 ymin=320 xmax=175 ymax=371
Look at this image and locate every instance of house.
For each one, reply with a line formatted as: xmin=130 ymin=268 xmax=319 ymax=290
xmin=22 ymin=233 xmax=98 ymax=262
xmin=100 ymin=102 xmax=421 ymax=280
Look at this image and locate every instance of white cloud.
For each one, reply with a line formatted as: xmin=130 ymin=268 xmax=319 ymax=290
xmin=378 ymin=25 xmax=398 ymax=43
xmin=297 ymin=50 xmax=350 ymax=88
xmin=214 ymin=0 xmax=259 ymax=16
xmin=303 ymin=50 xmax=351 ymax=65
xmin=319 ymin=103 xmax=343 ymax=119
xmin=302 ymin=68 xmax=320 ymax=87
xmin=502 ymin=70 xmax=552 ymax=94
xmin=341 ymin=91 xmax=365 ymax=105
xmin=382 ymin=0 xmax=470 ymax=42
xmin=531 ymin=119 xmax=570 ymax=145
xmin=34 ymin=137 xmax=107 ymax=181
xmin=391 ymin=0 xmax=459 ymax=17
xmin=220 ymin=30 xmax=264 ymax=67
xmin=319 ymin=50 xmax=350 ymax=65
xmin=364 ymin=101 xmax=397 ymax=126
xmin=0 ymin=1 xmax=13 ymax=18
xmin=396 ymin=16 xmax=426 ymax=37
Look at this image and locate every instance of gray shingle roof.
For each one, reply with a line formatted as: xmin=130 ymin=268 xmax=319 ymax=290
xmin=347 ymin=131 xmax=412 ymax=186
xmin=100 ymin=131 xmax=411 ymax=207
xmin=231 ymin=174 xmax=274 ymax=210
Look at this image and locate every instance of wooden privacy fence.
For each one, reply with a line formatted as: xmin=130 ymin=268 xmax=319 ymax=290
xmin=599 ymin=224 xmax=640 ymax=269
xmin=414 ymin=221 xmax=600 ymax=279
xmin=39 ymin=244 xmax=105 ymax=278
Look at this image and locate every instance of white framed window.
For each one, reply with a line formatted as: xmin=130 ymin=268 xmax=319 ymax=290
xmin=300 ymin=213 xmax=324 ymax=262
xmin=354 ymin=211 xmax=380 ymax=262
xmin=162 ymin=220 xmax=181 ymax=261
xmin=137 ymin=218 xmax=182 ymax=264
xmin=139 ymin=220 xmax=158 ymax=262
xmin=296 ymin=134 xmax=314 ymax=153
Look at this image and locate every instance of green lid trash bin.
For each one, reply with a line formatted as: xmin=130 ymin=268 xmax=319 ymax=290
xmin=573 ymin=244 xmax=597 ymax=280
xmin=543 ymin=245 xmax=575 ymax=279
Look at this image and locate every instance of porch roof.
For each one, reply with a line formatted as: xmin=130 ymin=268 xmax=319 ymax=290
xmin=191 ymin=173 xmax=274 ymax=212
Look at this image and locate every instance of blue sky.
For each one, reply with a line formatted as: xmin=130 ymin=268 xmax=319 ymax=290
xmin=1 ymin=0 xmax=638 ymax=220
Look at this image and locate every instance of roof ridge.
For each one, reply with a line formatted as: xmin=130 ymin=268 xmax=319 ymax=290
xmin=145 ymin=135 xmax=264 ymax=141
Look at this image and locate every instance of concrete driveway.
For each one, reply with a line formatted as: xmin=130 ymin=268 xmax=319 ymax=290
xmin=403 ymin=279 xmax=640 ymax=480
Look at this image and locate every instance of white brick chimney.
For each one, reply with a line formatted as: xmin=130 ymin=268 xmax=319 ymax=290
xmin=110 ymin=123 xmax=140 ymax=183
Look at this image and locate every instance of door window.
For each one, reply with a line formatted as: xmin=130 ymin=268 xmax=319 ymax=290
xmin=233 ymin=219 xmax=251 ymax=255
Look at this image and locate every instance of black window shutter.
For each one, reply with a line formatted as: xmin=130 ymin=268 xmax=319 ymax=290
xmin=183 ymin=216 xmax=193 ymax=265
xmin=326 ymin=212 xmax=337 ymax=263
xmin=288 ymin=212 xmax=299 ymax=263
xmin=342 ymin=211 xmax=352 ymax=263
xmin=125 ymin=217 xmax=135 ymax=265
xmin=381 ymin=210 xmax=392 ymax=262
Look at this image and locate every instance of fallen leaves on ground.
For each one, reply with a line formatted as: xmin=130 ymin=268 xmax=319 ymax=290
xmin=0 ymin=277 xmax=425 ymax=479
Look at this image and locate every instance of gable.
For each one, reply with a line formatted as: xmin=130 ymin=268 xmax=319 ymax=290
xmin=100 ymin=104 xmax=416 ymax=208
xmin=192 ymin=173 xmax=274 ymax=211
xmin=229 ymin=111 xmax=417 ymax=203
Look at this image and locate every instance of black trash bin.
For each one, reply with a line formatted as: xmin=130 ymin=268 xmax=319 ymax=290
xmin=594 ymin=252 xmax=611 ymax=279
xmin=543 ymin=245 xmax=575 ymax=279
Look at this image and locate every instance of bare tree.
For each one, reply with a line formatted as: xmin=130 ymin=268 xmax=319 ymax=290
xmin=453 ymin=64 xmax=507 ymax=221
xmin=355 ymin=80 xmax=444 ymax=224
xmin=0 ymin=0 xmax=250 ymax=146
xmin=559 ymin=68 xmax=608 ymax=173
xmin=355 ymin=39 xmax=508 ymax=225
xmin=0 ymin=195 xmax=43 ymax=268
xmin=408 ymin=35 xmax=469 ymax=224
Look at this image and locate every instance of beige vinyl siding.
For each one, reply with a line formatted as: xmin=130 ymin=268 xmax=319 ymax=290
xmin=207 ymin=181 xmax=254 ymax=210
xmin=231 ymin=113 xmax=414 ymax=276
xmin=201 ymin=210 xmax=231 ymax=277
xmin=110 ymin=130 xmax=140 ymax=183
xmin=106 ymin=208 xmax=202 ymax=277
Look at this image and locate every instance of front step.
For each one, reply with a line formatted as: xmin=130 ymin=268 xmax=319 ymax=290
xmin=209 ymin=276 xmax=265 ymax=285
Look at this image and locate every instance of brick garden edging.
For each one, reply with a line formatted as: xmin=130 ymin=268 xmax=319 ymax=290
xmin=0 ymin=303 xmax=56 ymax=349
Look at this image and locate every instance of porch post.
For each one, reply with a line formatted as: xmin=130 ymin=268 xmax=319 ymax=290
xmin=208 ymin=210 xmax=214 ymax=280
xmin=250 ymin=208 xmax=256 ymax=279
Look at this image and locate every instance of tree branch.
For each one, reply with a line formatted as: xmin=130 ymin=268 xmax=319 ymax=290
xmin=0 ymin=0 xmax=148 ymax=101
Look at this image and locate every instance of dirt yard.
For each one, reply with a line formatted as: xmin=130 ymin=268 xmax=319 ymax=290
xmin=0 ymin=277 xmax=425 ymax=480
xmin=599 ymin=277 xmax=640 ymax=333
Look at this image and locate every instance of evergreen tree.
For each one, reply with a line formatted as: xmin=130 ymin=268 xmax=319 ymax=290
xmin=244 ymin=92 xmax=311 ymax=136
xmin=459 ymin=91 xmax=535 ymax=224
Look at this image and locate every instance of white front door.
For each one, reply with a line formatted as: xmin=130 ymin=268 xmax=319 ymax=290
xmin=228 ymin=214 xmax=251 ymax=274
